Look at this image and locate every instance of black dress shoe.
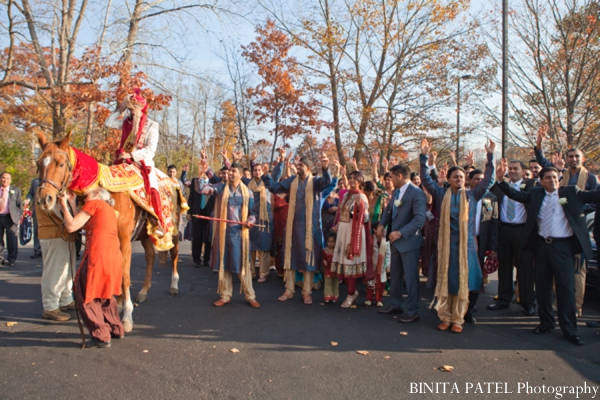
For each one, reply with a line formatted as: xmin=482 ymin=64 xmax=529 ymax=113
xmin=86 ymin=338 xmax=111 ymax=348
xmin=488 ymin=302 xmax=509 ymax=311
xmin=398 ymin=314 xmax=420 ymax=323
xmin=523 ymin=305 xmax=536 ymax=316
xmin=30 ymin=253 xmax=42 ymax=259
xmin=532 ymin=325 xmax=554 ymax=334
xmin=464 ymin=313 xmax=476 ymax=324
xmin=586 ymin=321 xmax=600 ymax=328
xmin=194 ymin=262 xmax=201 ymax=268
xmin=565 ymin=335 xmax=585 ymax=346
xmin=378 ymin=306 xmax=404 ymax=315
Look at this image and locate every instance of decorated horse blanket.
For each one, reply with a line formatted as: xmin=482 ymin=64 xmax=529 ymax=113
xmin=67 ymin=147 xmax=188 ymax=250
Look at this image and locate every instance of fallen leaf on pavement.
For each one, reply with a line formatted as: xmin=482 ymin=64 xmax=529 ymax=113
xmin=143 ymin=350 xmax=149 ymax=353
xmin=230 ymin=348 xmax=240 ymax=353
xmin=399 ymin=331 xmax=408 ymax=336
xmin=5 ymin=321 xmax=17 ymax=327
xmin=350 ymin=305 xmax=357 ymax=309
xmin=356 ymin=350 xmax=369 ymax=355
xmin=330 ymin=341 xmax=338 ymax=346
xmin=439 ymin=365 xmax=454 ymax=372
xmin=384 ymin=356 xmax=391 ymax=359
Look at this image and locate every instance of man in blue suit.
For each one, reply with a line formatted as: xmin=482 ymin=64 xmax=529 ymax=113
xmin=377 ymin=163 xmax=427 ymax=323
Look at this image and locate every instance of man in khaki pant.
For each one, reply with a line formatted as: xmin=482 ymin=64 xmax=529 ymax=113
xmin=37 ymin=206 xmax=77 ymax=321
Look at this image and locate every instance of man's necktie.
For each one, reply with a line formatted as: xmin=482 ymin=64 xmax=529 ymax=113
xmin=506 ymin=183 xmax=518 ymax=221
xmin=0 ymin=188 xmax=7 ymax=214
xmin=539 ymin=192 xmax=554 ymax=238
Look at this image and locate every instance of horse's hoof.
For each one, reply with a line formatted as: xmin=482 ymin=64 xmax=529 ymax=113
xmin=136 ymin=293 xmax=147 ymax=303
xmin=169 ymin=288 xmax=179 ymax=296
xmin=123 ymin=320 xmax=133 ymax=333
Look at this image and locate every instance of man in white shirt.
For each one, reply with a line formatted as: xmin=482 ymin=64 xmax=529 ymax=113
xmin=489 ymin=161 xmax=536 ymax=316
xmin=496 ymin=165 xmax=600 ymax=346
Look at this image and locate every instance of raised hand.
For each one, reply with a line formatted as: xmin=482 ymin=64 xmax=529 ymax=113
xmin=485 ymin=139 xmax=496 ymax=154
xmin=250 ymin=150 xmax=258 ymax=161
xmin=277 ymin=147 xmax=286 ymax=160
xmin=182 ymin=163 xmax=190 ymax=172
xmin=496 ymin=158 xmax=508 ymax=181
xmin=331 ymin=160 xmax=341 ymax=177
xmin=340 ymin=164 xmax=347 ymax=177
xmin=200 ymin=149 xmax=208 ymax=160
xmin=197 ymin=158 xmax=209 ymax=176
xmin=382 ymin=157 xmax=389 ymax=171
xmin=428 ymin=151 xmax=438 ymax=167
xmin=536 ymin=126 xmax=547 ymax=149
xmin=372 ymin=153 xmax=379 ymax=167
xmin=465 ymin=150 xmax=474 ymax=166
xmin=449 ymin=150 xmax=457 ymax=166
xmin=553 ymin=152 xmax=565 ymax=171
xmin=420 ymin=139 xmax=431 ymax=155
xmin=220 ymin=150 xmax=228 ymax=161
xmin=320 ymin=152 xmax=330 ymax=169
xmin=261 ymin=163 xmax=269 ymax=175
xmin=350 ymin=158 xmax=358 ymax=171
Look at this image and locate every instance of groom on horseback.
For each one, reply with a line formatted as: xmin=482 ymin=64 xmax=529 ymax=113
xmin=105 ymin=88 xmax=166 ymax=234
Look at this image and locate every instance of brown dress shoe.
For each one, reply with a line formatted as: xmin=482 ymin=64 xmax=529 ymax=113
xmin=437 ymin=322 xmax=450 ymax=331
xmin=248 ymin=300 xmax=261 ymax=309
xmin=59 ymin=301 xmax=76 ymax=311
xmin=450 ymin=324 xmax=463 ymax=333
xmin=213 ymin=299 xmax=230 ymax=307
xmin=42 ymin=309 xmax=71 ymax=321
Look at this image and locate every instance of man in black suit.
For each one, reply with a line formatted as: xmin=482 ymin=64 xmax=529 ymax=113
xmin=0 ymin=172 xmax=24 ymax=266
xmin=25 ymin=177 xmax=41 ymax=258
xmin=497 ymin=164 xmax=600 ymax=346
xmin=187 ymin=167 xmax=224 ymax=268
xmin=488 ymin=161 xmax=536 ymax=316
xmin=466 ymin=169 xmax=498 ymax=323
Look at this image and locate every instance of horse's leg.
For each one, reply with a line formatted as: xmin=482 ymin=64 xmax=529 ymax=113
xmin=169 ymin=238 xmax=180 ymax=295
xmin=116 ymin=193 xmax=137 ymax=333
xmin=136 ymin=236 xmax=155 ymax=303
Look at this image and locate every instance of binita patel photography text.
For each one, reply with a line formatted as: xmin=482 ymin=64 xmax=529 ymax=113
xmin=410 ymin=381 xmax=599 ymax=398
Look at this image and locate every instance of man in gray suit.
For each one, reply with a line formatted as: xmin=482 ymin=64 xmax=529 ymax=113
xmin=377 ymin=164 xmax=427 ymax=323
xmin=25 ymin=177 xmax=41 ymax=258
xmin=0 ymin=172 xmax=24 ymax=266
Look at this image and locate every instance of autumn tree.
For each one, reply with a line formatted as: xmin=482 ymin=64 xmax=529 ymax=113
xmin=479 ymin=0 xmax=600 ymax=163
xmin=242 ymin=19 xmax=328 ymax=164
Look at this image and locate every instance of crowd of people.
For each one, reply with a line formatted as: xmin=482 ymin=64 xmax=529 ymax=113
xmin=4 ymin=90 xmax=600 ymax=349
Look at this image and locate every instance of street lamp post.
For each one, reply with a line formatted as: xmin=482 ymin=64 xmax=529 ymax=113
xmin=456 ymin=74 xmax=473 ymax=162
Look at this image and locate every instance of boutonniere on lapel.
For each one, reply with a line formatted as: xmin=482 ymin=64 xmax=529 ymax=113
xmin=394 ymin=200 xmax=404 ymax=208
xmin=519 ymin=184 xmax=526 ymax=190
xmin=9 ymin=190 xmax=14 ymax=195
xmin=558 ymin=197 xmax=568 ymax=206
xmin=482 ymin=198 xmax=492 ymax=211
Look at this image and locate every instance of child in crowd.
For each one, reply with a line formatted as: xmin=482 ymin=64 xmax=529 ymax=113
xmin=366 ymin=222 xmax=390 ymax=307
xmin=322 ymin=232 xmax=339 ymax=303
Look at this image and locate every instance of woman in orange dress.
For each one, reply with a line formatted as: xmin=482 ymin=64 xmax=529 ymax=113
xmin=59 ymin=188 xmax=124 ymax=348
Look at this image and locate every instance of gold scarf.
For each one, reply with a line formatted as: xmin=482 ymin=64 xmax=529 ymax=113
xmin=433 ymin=189 xmax=470 ymax=307
xmin=561 ymin=167 xmax=588 ymax=189
xmin=283 ymin=173 xmax=314 ymax=278
xmin=216 ymin=182 xmax=251 ymax=295
xmin=248 ymin=178 xmax=270 ymax=232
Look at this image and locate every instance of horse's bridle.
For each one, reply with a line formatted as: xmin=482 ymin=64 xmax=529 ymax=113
xmin=37 ymin=149 xmax=74 ymax=197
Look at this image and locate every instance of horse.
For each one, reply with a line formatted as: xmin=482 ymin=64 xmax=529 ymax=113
xmin=35 ymin=131 xmax=183 ymax=332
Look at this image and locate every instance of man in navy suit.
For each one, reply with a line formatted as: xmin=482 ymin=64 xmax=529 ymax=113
xmin=377 ymin=164 xmax=427 ymax=323
xmin=497 ymin=164 xmax=600 ymax=346
xmin=0 ymin=172 xmax=24 ymax=266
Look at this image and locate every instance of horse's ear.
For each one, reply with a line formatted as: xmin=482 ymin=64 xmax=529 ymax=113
xmin=59 ymin=130 xmax=72 ymax=149
xmin=37 ymin=131 xmax=48 ymax=149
